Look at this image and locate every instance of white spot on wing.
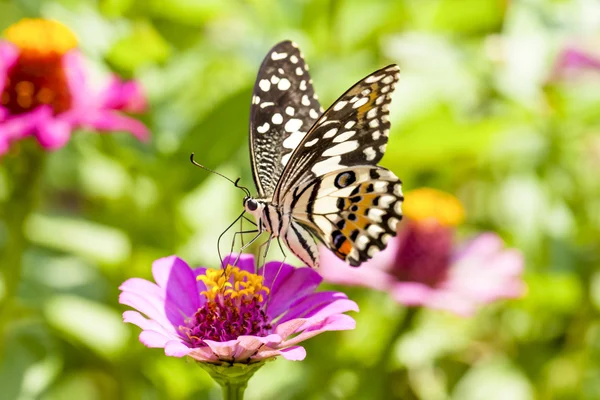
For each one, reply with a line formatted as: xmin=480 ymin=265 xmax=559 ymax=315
xmin=368 ymin=208 xmax=386 ymax=222
xmin=369 ymin=119 xmax=379 ymax=128
xmin=372 ymin=130 xmax=381 ymax=140
xmin=281 ymin=153 xmax=292 ymax=166
xmin=305 ymin=138 xmax=319 ymax=147
xmin=296 ymin=67 xmax=303 ymax=76
xmin=260 ymin=102 xmax=275 ymax=109
xmin=345 ymin=121 xmax=356 ymax=129
xmin=382 ymin=75 xmax=394 ymax=84
xmin=309 ymin=109 xmax=319 ymax=119
xmin=278 ymin=78 xmax=291 ymax=90
xmin=322 ymin=141 xmax=359 ymax=156
xmin=271 ymin=75 xmax=280 ymax=84
xmin=311 ymin=156 xmax=342 ymax=175
xmin=299 ymin=80 xmax=307 ymax=91
xmin=301 ymin=95 xmax=311 ymax=106
xmin=332 ymin=130 xmax=356 ymax=143
xmin=333 ymin=101 xmax=348 ymax=111
xmin=271 ymin=51 xmax=288 ymax=60
xmin=290 ymin=55 xmax=298 ymax=63
xmin=285 ymin=118 xmax=303 ymax=133
xmin=257 ymin=122 xmax=269 ymax=133
xmin=285 ymin=106 xmax=295 ymax=116
xmin=272 ymin=113 xmax=283 ymax=124
xmin=363 ymin=147 xmax=376 ymax=161
xmin=353 ymin=97 xmax=368 ymax=108
xmin=367 ymin=108 xmax=378 ymax=119
xmin=365 ymin=74 xmax=384 ymax=83
xmin=283 ymin=130 xmax=305 ymax=149
xmin=259 ymin=79 xmax=271 ymax=92
xmin=323 ymin=128 xmax=338 ymax=139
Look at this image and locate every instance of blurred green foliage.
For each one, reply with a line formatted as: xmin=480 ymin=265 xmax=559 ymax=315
xmin=1 ymin=0 xmax=600 ymax=399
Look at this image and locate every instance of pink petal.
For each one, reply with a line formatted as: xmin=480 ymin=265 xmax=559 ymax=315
xmin=164 ymin=340 xmax=193 ymax=357
xmin=233 ymin=334 xmax=282 ymax=361
xmin=188 ymin=346 xmax=220 ymax=362
xmin=277 ymin=291 xmax=357 ymax=325
xmin=151 ymin=256 xmax=202 ymax=316
xmin=119 ymin=290 xmax=181 ymax=330
xmin=318 ymin=244 xmax=396 ymax=290
xmin=0 ymin=41 xmax=18 ymax=91
xmin=202 ymin=339 xmax=239 ymax=361
xmin=122 ymin=310 xmax=178 ymax=338
xmin=35 ymin=116 xmax=73 ymax=150
xmin=80 ymin=111 xmax=150 ymax=141
xmin=253 ymin=346 xmax=307 ymax=361
xmin=0 ymin=107 xmax=52 ymax=148
xmin=281 ymin=314 xmax=356 ymax=347
xmin=100 ymin=76 xmax=148 ymax=112
xmin=274 ymin=319 xmax=306 ymax=339
xmin=390 ymin=282 xmax=436 ymax=306
xmin=222 ymin=253 xmax=256 ymax=273
xmin=264 ymin=262 xmax=322 ymax=320
xmin=62 ymin=50 xmax=90 ymax=110
xmin=139 ymin=330 xmax=171 ymax=348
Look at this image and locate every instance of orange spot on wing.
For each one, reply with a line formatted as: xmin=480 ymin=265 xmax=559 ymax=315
xmin=335 ymin=238 xmax=353 ymax=258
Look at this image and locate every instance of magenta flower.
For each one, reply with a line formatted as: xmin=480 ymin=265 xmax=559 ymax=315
xmin=319 ymin=188 xmax=526 ymax=316
xmin=0 ymin=18 xmax=148 ymax=155
xmin=119 ymin=254 xmax=358 ymax=365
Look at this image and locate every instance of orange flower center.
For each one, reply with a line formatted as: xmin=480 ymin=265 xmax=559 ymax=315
xmin=1 ymin=19 xmax=77 ymax=115
xmin=402 ymin=188 xmax=465 ymax=227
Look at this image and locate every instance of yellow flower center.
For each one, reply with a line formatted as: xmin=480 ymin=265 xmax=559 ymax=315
xmin=4 ymin=18 xmax=77 ymax=56
xmin=198 ymin=265 xmax=270 ymax=303
xmin=402 ymin=188 xmax=465 ymax=227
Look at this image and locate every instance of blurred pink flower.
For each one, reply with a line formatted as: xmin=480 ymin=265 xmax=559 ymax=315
xmin=319 ymin=188 xmax=526 ymax=316
xmin=119 ymin=254 xmax=358 ymax=365
xmin=0 ymin=18 xmax=148 ymax=155
xmin=551 ymin=46 xmax=600 ymax=80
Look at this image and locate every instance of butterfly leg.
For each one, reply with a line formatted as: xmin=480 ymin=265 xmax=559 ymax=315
xmin=256 ymin=237 xmax=273 ymax=274
xmin=231 ymin=232 xmax=264 ymax=266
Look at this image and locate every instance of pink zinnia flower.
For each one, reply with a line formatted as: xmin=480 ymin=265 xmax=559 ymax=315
xmin=0 ymin=18 xmax=149 ymax=155
xmin=319 ymin=188 xmax=526 ymax=316
xmin=119 ymin=254 xmax=358 ymax=365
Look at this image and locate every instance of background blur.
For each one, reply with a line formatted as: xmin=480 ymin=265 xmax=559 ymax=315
xmin=1 ymin=0 xmax=600 ymax=399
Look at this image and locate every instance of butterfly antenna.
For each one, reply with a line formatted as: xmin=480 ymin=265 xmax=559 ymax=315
xmin=190 ymin=153 xmax=251 ymax=197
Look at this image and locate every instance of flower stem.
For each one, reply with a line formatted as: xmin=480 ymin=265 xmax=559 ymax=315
xmin=221 ymin=381 xmax=247 ymax=400
xmin=197 ymin=360 xmax=268 ymax=400
xmin=0 ymin=144 xmax=45 ymax=358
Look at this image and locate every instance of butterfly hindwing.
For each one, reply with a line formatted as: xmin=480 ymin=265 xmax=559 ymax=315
xmin=286 ymin=166 xmax=403 ymax=266
xmin=249 ymin=41 xmax=323 ymax=198
xmin=274 ymin=64 xmax=400 ymax=201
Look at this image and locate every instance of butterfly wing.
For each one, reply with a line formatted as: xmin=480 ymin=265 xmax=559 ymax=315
xmin=273 ymin=64 xmax=400 ymax=201
xmin=283 ymin=166 xmax=403 ymax=267
xmin=274 ymin=65 xmax=402 ymax=266
xmin=249 ymin=40 xmax=323 ymax=198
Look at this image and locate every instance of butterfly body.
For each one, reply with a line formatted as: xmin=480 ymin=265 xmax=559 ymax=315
xmin=245 ymin=41 xmax=404 ymax=268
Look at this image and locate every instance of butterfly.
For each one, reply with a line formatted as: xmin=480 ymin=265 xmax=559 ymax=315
xmin=242 ymin=40 xmax=403 ymax=268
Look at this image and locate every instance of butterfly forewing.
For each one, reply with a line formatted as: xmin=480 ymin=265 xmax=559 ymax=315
xmin=273 ymin=64 xmax=400 ymax=201
xmin=249 ymin=40 xmax=323 ymax=198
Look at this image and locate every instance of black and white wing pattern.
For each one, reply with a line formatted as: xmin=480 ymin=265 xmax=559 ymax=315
xmin=276 ymin=65 xmax=404 ymax=266
xmin=273 ymin=65 xmax=400 ymax=200
xmin=249 ymin=40 xmax=323 ymax=198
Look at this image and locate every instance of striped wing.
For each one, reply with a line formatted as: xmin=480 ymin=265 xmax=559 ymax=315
xmin=274 ymin=65 xmax=402 ymax=267
xmin=249 ymin=40 xmax=323 ymax=198
xmin=273 ymin=64 xmax=400 ymax=201
xmin=285 ymin=166 xmax=403 ymax=267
